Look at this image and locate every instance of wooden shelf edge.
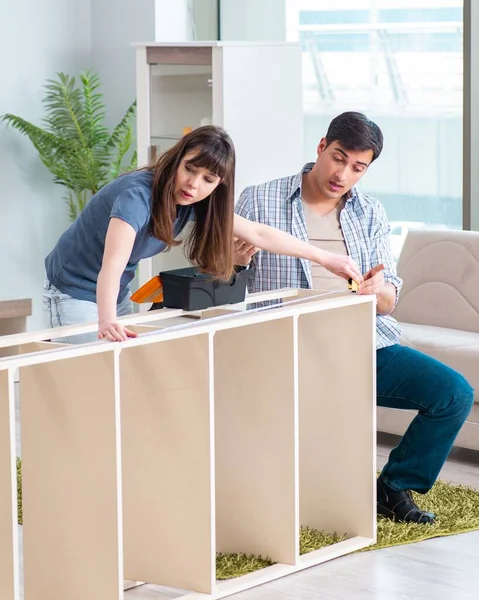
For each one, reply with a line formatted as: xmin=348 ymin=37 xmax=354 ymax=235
xmin=0 ymin=299 xmax=32 ymax=320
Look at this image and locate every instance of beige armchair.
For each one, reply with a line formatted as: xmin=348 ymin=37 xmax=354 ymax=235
xmin=377 ymin=229 xmax=479 ymax=450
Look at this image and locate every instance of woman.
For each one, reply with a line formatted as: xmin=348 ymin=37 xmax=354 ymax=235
xmin=44 ymin=126 xmax=362 ymax=343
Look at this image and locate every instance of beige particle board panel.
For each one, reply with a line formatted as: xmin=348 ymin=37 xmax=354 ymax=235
xmin=0 ymin=369 xmax=19 ymax=600
xmin=20 ymin=349 xmax=124 ymax=600
xmin=297 ymin=300 xmax=377 ymax=544
xmin=214 ymin=317 xmax=298 ymax=565
xmin=0 ymin=289 xmax=376 ymax=600
xmin=120 ymin=333 xmax=215 ymax=594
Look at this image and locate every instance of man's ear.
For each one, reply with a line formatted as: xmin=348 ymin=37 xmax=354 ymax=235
xmin=317 ymin=137 xmax=327 ymax=157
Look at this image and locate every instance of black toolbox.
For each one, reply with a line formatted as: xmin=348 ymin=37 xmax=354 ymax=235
xmin=154 ymin=266 xmax=254 ymax=311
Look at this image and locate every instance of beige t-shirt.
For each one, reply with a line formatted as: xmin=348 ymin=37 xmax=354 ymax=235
xmin=302 ymin=198 xmax=349 ymax=291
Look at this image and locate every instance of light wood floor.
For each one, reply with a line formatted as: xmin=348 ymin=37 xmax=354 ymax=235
xmin=124 ymin=434 xmax=479 ymax=600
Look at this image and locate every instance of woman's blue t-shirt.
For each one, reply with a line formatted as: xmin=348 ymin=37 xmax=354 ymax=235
xmin=45 ymin=170 xmax=193 ymax=303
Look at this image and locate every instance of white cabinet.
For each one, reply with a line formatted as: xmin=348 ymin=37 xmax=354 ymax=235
xmin=134 ymin=41 xmax=303 ymax=287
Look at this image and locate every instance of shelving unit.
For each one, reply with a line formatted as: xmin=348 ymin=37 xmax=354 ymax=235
xmin=0 ymin=288 xmax=377 ymax=600
xmin=134 ymin=42 xmax=304 ymax=289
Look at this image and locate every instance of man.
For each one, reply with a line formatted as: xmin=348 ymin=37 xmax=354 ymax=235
xmin=234 ymin=111 xmax=474 ymax=524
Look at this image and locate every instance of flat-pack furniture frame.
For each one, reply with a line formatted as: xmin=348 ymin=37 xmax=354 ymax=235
xmin=0 ymin=288 xmax=377 ymax=600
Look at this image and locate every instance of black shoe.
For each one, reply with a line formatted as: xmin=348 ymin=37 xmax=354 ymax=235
xmin=377 ymin=478 xmax=436 ymax=524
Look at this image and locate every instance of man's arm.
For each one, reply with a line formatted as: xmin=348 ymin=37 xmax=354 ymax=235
xmin=360 ymin=270 xmax=397 ymax=315
xmin=359 ymin=202 xmax=402 ymax=315
xmin=377 ymin=283 xmax=397 ymax=315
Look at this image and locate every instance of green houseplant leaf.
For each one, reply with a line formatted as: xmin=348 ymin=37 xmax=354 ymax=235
xmin=1 ymin=70 xmax=137 ymax=222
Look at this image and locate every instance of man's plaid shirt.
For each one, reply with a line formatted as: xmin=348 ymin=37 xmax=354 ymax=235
xmin=235 ymin=163 xmax=403 ymax=350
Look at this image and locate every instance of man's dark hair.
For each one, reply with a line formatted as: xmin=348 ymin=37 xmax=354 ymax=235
xmin=325 ymin=111 xmax=383 ymax=162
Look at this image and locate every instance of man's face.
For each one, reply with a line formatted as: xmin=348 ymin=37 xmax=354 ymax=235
xmin=312 ymin=138 xmax=374 ymax=200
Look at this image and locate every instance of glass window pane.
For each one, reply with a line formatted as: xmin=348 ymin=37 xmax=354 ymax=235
xmin=287 ymin=0 xmax=464 ymax=260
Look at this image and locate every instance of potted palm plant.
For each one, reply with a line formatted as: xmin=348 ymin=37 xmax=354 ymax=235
xmin=1 ymin=71 xmax=137 ymax=222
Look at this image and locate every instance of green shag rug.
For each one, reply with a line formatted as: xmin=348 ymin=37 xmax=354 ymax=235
xmin=15 ymin=460 xmax=479 ymax=580
xmin=217 ymin=479 xmax=479 ymax=579
xmin=16 ymin=458 xmax=22 ymax=525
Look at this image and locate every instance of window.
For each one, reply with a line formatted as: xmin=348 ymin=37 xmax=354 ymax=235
xmin=287 ymin=0 xmax=464 ymax=258
xmin=300 ymin=31 xmax=461 ymax=53
xmin=300 ymin=10 xmax=370 ymax=25
xmin=300 ymin=7 xmax=463 ymax=25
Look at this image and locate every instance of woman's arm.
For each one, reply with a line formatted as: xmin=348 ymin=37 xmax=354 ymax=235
xmin=97 ymin=217 xmax=138 ymax=341
xmin=233 ymin=214 xmax=363 ymax=283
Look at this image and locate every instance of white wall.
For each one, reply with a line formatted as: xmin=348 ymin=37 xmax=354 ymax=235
xmin=0 ymin=0 xmax=92 ymax=330
xmin=0 ymin=0 xmax=158 ymax=330
xmin=155 ymin=0 xmax=193 ymax=42
xmin=91 ymin=0 xmax=155 ymax=130
xmin=219 ymin=0 xmax=286 ymax=41
xmin=192 ymin=0 xmax=219 ymax=40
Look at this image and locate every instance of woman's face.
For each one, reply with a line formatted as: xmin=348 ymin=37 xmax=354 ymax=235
xmin=174 ymin=152 xmax=221 ymax=205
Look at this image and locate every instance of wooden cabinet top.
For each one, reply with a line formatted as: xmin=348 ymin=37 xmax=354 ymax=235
xmin=0 ymin=299 xmax=32 ymax=319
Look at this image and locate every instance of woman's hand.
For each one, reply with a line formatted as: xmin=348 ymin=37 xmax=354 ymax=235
xmin=98 ymin=320 xmax=138 ymax=342
xmin=233 ymin=238 xmax=258 ymax=266
xmin=319 ymin=252 xmax=363 ymax=284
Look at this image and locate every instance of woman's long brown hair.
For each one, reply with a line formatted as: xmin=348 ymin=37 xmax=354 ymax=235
xmin=146 ymin=125 xmax=235 ymax=281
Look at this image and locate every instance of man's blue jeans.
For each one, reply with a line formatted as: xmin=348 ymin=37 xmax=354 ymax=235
xmin=377 ymin=344 xmax=474 ymax=494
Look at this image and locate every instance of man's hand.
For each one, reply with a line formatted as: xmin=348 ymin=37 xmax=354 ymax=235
xmin=358 ymin=264 xmax=396 ymax=315
xmin=358 ymin=264 xmax=385 ymax=296
xmin=233 ymin=238 xmax=259 ymax=266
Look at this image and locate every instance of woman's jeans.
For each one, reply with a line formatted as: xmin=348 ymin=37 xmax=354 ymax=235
xmin=43 ymin=277 xmax=133 ymax=344
xmin=377 ymin=344 xmax=474 ymax=493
